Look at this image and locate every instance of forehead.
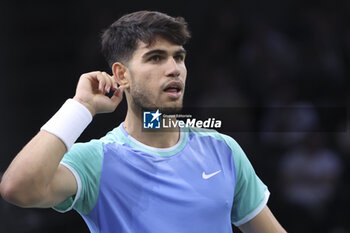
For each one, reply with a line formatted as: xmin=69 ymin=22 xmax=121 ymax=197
xmin=133 ymin=37 xmax=184 ymax=57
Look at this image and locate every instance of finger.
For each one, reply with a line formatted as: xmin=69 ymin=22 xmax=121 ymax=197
xmin=95 ymin=72 xmax=106 ymax=93
xmin=102 ymin=72 xmax=113 ymax=93
xmin=101 ymin=72 xmax=111 ymax=93
xmin=110 ymin=85 xmax=124 ymax=104
xmin=107 ymin=73 xmax=119 ymax=93
xmin=108 ymin=74 xmax=119 ymax=91
xmin=108 ymin=73 xmax=117 ymax=91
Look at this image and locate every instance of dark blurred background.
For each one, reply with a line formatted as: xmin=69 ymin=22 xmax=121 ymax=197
xmin=0 ymin=0 xmax=349 ymax=232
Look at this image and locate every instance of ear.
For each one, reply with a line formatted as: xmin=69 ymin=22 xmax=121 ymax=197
xmin=112 ymin=62 xmax=130 ymax=88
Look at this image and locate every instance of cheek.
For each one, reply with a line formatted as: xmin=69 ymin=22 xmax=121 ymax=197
xmin=131 ymin=72 xmax=161 ymax=97
xmin=137 ymin=70 xmax=163 ymax=88
xmin=181 ymin=65 xmax=187 ymax=79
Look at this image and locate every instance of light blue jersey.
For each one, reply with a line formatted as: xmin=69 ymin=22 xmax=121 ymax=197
xmin=54 ymin=123 xmax=269 ymax=233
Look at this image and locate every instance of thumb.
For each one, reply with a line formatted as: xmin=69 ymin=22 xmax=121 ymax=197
xmin=110 ymin=85 xmax=125 ymax=104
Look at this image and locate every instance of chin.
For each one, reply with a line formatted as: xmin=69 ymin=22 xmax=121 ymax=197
xmin=137 ymin=97 xmax=183 ymax=113
xmin=160 ymin=106 xmax=183 ymax=115
xmin=159 ymin=102 xmax=183 ymax=114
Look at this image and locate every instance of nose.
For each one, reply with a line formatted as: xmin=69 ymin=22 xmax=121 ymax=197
xmin=165 ymin=57 xmax=181 ymax=78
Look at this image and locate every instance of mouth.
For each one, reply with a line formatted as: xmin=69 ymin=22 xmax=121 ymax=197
xmin=163 ymin=81 xmax=183 ymax=99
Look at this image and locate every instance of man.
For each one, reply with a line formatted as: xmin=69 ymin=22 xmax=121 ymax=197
xmin=0 ymin=11 xmax=286 ymax=233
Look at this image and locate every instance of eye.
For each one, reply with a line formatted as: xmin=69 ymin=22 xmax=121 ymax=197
xmin=174 ymin=55 xmax=185 ymax=62
xmin=148 ymin=55 xmax=162 ymax=62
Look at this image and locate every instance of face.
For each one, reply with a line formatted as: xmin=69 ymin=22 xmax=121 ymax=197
xmin=125 ymin=37 xmax=187 ymax=113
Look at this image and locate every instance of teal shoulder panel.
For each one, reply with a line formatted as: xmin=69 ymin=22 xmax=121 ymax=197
xmin=53 ymin=139 xmax=104 ymax=215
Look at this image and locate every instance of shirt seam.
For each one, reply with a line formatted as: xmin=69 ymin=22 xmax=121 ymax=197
xmin=232 ymin=189 xmax=270 ymax=226
xmin=52 ymin=162 xmax=82 ymax=213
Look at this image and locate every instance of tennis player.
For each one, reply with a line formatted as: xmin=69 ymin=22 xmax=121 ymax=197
xmin=0 ymin=11 xmax=286 ymax=233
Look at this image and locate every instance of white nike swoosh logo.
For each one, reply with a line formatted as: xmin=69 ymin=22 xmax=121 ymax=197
xmin=202 ymin=170 xmax=222 ymax=179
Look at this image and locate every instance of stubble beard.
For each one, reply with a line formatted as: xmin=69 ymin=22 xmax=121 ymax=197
xmin=130 ymin=80 xmax=184 ymax=115
xmin=131 ymin=86 xmax=184 ymax=114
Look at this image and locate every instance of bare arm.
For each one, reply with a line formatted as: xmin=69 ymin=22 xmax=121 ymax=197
xmin=0 ymin=71 xmax=124 ymax=208
xmin=0 ymin=131 xmax=73 ymax=207
xmin=239 ymin=205 xmax=287 ymax=233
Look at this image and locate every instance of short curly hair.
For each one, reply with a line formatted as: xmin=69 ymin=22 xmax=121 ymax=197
xmin=101 ymin=10 xmax=191 ymax=68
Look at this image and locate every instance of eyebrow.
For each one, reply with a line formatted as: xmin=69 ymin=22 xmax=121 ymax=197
xmin=142 ymin=48 xmax=187 ymax=59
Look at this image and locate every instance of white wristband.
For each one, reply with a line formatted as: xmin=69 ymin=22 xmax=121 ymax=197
xmin=41 ymin=99 xmax=93 ymax=151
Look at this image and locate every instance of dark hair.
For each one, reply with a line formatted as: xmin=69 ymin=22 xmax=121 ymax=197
xmin=101 ymin=11 xmax=191 ymax=67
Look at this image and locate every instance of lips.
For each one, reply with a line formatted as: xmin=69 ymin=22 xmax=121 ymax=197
xmin=163 ymin=81 xmax=183 ymax=92
xmin=163 ymin=81 xmax=183 ymax=99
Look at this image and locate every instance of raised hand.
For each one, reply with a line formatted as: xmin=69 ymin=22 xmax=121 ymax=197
xmin=73 ymin=71 xmax=124 ymax=116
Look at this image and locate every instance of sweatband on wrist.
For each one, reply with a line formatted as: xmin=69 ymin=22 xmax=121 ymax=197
xmin=41 ymin=99 xmax=93 ymax=151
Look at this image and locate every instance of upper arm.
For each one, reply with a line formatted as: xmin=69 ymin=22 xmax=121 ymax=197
xmin=36 ymin=139 xmax=103 ymax=211
xmin=52 ymin=140 xmax=104 ymax=214
xmin=239 ymin=205 xmax=287 ymax=233
xmin=36 ymin=164 xmax=77 ymax=208
xmin=221 ymin=135 xmax=269 ymax=225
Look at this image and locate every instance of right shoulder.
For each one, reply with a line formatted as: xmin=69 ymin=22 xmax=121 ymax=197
xmin=67 ymin=124 xmax=126 ymax=159
xmin=65 ymin=139 xmax=104 ymax=163
xmin=56 ymin=139 xmax=106 ymax=215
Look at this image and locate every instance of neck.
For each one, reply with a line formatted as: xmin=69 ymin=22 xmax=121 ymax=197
xmin=123 ymin=106 xmax=180 ymax=148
